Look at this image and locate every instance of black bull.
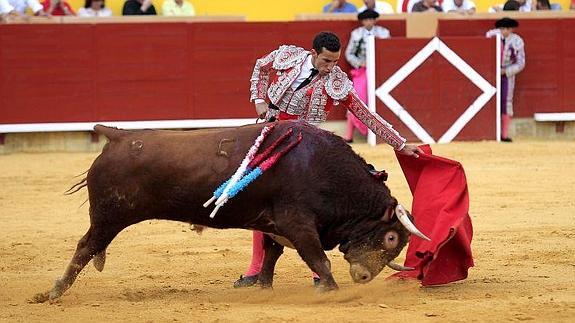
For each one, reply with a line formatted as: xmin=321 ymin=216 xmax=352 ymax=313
xmin=34 ymin=121 xmax=428 ymax=302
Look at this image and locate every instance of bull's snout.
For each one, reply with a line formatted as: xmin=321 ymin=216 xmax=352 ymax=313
xmin=349 ymin=263 xmax=373 ymax=284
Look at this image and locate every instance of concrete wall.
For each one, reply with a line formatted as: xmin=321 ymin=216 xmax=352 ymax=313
xmin=513 ymin=118 xmax=575 ymax=139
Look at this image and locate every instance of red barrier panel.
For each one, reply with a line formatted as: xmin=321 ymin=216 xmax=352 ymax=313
xmin=374 ymin=37 xmax=497 ymax=142
xmin=0 ymin=20 xmax=406 ymax=126
xmin=438 ymin=18 xmax=575 ymax=117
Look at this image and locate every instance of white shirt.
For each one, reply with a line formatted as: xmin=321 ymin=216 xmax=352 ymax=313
xmin=1 ymin=0 xmax=14 ymax=14
xmin=77 ymin=7 xmax=113 ymax=17
xmin=290 ymin=54 xmax=315 ymax=91
xmin=442 ymin=0 xmax=476 ymax=12
xmin=358 ymin=1 xmax=394 ymax=14
xmin=345 ymin=26 xmax=390 ymax=68
xmin=7 ymin=0 xmax=43 ymax=14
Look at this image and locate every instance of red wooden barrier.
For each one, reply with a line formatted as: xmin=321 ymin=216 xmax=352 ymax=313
xmin=0 ymin=20 xmax=406 ymax=126
xmin=374 ymin=37 xmax=497 ymax=142
xmin=438 ymin=18 xmax=575 ymax=117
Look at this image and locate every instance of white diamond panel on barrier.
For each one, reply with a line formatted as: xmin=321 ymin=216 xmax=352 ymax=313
xmin=373 ymin=37 xmax=497 ymax=144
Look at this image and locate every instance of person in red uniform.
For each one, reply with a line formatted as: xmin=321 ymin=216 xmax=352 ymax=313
xmin=42 ymin=0 xmax=75 ymax=16
xmin=235 ymin=31 xmax=422 ymax=287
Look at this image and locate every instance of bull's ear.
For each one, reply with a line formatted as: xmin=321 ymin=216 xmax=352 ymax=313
xmin=381 ymin=206 xmax=394 ymax=222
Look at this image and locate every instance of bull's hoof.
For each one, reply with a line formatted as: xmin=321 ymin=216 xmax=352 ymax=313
xmin=313 ymin=277 xmax=321 ymax=287
xmin=316 ymin=282 xmax=339 ymax=293
xmin=48 ymin=289 xmax=64 ymax=302
xmin=29 ymin=278 xmax=66 ymax=304
xmin=29 ymin=292 xmax=50 ymax=304
xmin=258 ymin=279 xmax=273 ymax=289
xmin=259 ymin=283 xmax=273 ymax=289
xmin=45 ymin=278 xmax=66 ymax=302
xmin=233 ymin=274 xmax=259 ymax=288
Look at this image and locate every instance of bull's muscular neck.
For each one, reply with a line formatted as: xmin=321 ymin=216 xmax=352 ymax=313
xmin=318 ymin=187 xmax=394 ymax=250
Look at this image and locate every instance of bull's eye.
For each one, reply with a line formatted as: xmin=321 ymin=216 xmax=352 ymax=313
xmin=384 ymin=231 xmax=399 ymax=249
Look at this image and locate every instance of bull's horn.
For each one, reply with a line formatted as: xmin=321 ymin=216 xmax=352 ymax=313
xmin=387 ymin=262 xmax=414 ymax=271
xmin=395 ymin=205 xmax=431 ymax=241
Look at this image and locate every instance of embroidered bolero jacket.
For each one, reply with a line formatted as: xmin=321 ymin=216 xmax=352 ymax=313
xmin=249 ymin=45 xmax=406 ymax=150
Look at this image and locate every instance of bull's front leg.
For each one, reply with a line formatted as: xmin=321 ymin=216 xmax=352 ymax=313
xmin=275 ymin=211 xmax=338 ymax=291
xmin=290 ymin=229 xmax=337 ymax=291
xmin=258 ymin=235 xmax=284 ymax=288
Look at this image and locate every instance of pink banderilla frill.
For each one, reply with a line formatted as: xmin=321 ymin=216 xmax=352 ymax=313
xmin=206 ymin=126 xmax=302 ymax=219
xmin=203 ymin=124 xmax=275 ymax=213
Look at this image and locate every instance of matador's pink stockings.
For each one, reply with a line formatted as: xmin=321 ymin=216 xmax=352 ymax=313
xmin=501 ymin=114 xmax=511 ymax=139
xmin=245 ymin=231 xmax=320 ymax=279
xmin=244 ymin=231 xmax=265 ymax=276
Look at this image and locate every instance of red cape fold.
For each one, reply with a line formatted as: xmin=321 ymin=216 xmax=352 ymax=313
xmin=391 ymin=145 xmax=474 ymax=285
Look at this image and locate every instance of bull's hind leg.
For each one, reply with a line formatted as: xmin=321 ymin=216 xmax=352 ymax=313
xmin=33 ymin=224 xmax=121 ymax=303
xmin=258 ymin=235 xmax=284 ymax=288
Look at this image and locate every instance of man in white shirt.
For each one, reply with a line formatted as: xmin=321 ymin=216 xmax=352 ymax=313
xmin=358 ymin=0 xmax=394 ymax=14
xmin=4 ymin=0 xmax=45 ymax=15
xmin=1 ymin=0 xmax=13 ymax=15
xmin=442 ymin=0 xmax=476 ymax=14
xmin=343 ymin=9 xmax=391 ymax=142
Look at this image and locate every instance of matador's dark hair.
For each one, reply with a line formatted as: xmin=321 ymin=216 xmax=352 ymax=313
xmin=313 ymin=31 xmax=341 ymax=53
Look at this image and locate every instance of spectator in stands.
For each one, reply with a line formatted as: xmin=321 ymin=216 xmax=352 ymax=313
xmin=122 ymin=0 xmax=156 ymax=15
xmin=486 ymin=17 xmax=525 ymax=142
xmin=42 ymin=0 xmax=75 ymax=16
xmin=323 ymin=0 xmax=357 ymax=13
xmin=442 ymin=0 xmax=476 ymax=14
xmin=343 ymin=9 xmax=390 ymax=143
xmin=502 ymin=0 xmax=521 ymax=10
xmin=358 ymin=0 xmax=394 ymax=14
xmin=411 ymin=0 xmax=443 ymax=12
xmin=490 ymin=0 xmax=531 ymax=12
xmin=4 ymin=0 xmax=46 ymax=16
xmin=549 ymin=2 xmax=562 ymax=10
xmin=78 ymin=0 xmax=112 ymax=17
xmin=162 ymin=0 xmax=195 ymax=16
xmin=535 ymin=0 xmax=551 ymax=10
xmin=1 ymin=0 xmax=15 ymax=18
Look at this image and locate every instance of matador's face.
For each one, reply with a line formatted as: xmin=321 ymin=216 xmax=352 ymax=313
xmin=361 ymin=18 xmax=376 ymax=30
xmin=500 ymin=27 xmax=513 ymax=38
xmin=311 ymin=48 xmax=341 ymax=76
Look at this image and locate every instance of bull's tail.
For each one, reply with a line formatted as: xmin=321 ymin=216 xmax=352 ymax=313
xmin=94 ymin=124 xmax=129 ymax=141
xmin=65 ymin=176 xmax=87 ymax=195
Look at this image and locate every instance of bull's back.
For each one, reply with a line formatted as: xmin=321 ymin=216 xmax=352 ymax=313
xmin=87 ymin=122 xmax=370 ymax=228
xmin=90 ymin=123 xmax=269 ymax=197
xmin=87 ymin=123 xmax=303 ymax=225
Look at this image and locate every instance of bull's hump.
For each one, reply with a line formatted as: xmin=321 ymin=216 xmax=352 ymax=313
xmin=94 ymin=125 xmax=128 ymax=141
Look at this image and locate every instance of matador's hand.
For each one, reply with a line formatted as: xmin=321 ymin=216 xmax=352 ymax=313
xmin=255 ymin=102 xmax=269 ymax=119
xmin=397 ymin=144 xmax=423 ymax=158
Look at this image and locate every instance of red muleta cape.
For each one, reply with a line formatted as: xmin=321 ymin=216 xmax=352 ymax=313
xmin=392 ymin=145 xmax=474 ymax=286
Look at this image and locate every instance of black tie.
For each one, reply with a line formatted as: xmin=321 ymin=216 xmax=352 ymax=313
xmin=295 ymin=68 xmax=318 ymax=91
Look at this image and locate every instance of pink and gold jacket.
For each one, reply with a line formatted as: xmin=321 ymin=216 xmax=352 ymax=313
xmin=250 ymin=45 xmax=406 ymax=150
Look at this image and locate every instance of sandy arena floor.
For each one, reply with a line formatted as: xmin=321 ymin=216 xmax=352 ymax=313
xmin=0 ymin=140 xmax=574 ymax=322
